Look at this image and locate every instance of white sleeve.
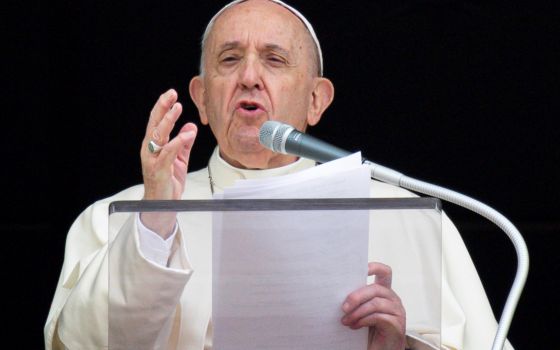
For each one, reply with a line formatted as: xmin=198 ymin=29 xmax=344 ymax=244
xmin=136 ymin=213 xmax=178 ymax=267
xmin=45 ymin=201 xmax=193 ymax=350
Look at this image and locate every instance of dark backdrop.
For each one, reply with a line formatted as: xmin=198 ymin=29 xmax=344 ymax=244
xmin=6 ymin=0 xmax=559 ymax=348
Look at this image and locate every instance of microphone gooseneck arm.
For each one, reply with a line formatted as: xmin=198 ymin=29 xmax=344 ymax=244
xmin=364 ymin=160 xmax=529 ymax=350
xmin=259 ymin=121 xmax=529 ymax=350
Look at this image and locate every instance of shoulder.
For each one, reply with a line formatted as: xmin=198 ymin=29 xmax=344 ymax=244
xmin=370 ymin=179 xmax=457 ymax=225
xmin=88 ymin=184 xmax=146 ymax=212
xmin=186 ymin=166 xmax=209 ymax=186
xmin=184 ymin=166 xmax=211 ymax=199
xmin=79 ymin=164 xmax=211 ymax=216
xmin=68 ymin=184 xmax=145 ymax=238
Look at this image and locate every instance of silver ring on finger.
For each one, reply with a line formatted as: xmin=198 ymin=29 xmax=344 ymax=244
xmin=148 ymin=140 xmax=163 ymax=154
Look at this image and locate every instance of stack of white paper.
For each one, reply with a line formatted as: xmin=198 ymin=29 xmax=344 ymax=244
xmin=212 ymin=153 xmax=372 ymax=350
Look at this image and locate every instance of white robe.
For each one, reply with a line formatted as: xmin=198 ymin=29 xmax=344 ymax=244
xmin=45 ymin=148 xmax=512 ymax=350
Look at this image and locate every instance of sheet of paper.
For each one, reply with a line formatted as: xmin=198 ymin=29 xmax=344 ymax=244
xmin=223 ymin=152 xmax=364 ymax=196
xmin=212 ymin=153 xmax=371 ymax=350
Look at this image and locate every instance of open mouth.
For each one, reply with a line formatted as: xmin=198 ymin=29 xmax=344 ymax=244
xmin=240 ymin=102 xmax=259 ymax=111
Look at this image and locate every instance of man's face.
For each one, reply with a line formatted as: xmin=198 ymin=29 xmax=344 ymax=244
xmin=190 ymin=0 xmax=332 ymax=169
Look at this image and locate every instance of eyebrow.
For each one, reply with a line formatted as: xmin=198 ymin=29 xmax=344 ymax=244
xmin=263 ymin=44 xmax=290 ymax=57
xmin=217 ymin=41 xmax=291 ymax=57
xmin=218 ymin=41 xmax=241 ymax=53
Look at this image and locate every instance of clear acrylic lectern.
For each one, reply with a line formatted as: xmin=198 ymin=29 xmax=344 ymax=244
xmin=107 ymin=198 xmax=442 ymax=349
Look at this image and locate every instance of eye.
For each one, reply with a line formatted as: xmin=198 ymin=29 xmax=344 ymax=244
xmin=220 ymin=55 xmax=240 ymax=65
xmin=266 ymin=54 xmax=287 ymax=66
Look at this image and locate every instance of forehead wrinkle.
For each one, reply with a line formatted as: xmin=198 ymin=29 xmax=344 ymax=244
xmin=217 ymin=41 xmax=241 ymax=53
xmin=264 ymin=43 xmax=290 ymax=56
xmin=203 ymin=0 xmax=318 ymax=75
xmin=212 ymin=23 xmax=299 ymax=59
xmin=218 ymin=41 xmax=292 ymax=56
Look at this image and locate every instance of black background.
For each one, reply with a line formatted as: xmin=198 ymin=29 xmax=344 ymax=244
xmin=6 ymin=0 xmax=559 ymax=348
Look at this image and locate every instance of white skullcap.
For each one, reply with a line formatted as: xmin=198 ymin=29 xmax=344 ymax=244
xmin=202 ymin=0 xmax=324 ymax=76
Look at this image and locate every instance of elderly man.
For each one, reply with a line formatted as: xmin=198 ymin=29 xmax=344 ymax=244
xmin=45 ymin=1 xmax=511 ymax=349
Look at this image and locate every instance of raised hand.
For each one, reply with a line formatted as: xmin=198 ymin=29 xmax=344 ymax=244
xmin=140 ymin=89 xmax=198 ymax=238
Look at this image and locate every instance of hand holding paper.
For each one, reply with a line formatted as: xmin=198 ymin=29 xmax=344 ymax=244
xmin=342 ymin=262 xmax=406 ymax=350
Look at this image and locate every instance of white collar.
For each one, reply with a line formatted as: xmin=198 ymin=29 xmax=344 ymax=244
xmin=207 ymin=147 xmax=316 ymax=193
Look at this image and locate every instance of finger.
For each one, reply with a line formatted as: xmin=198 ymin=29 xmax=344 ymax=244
xmin=341 ymin=296 xmax=403 ymax=326
xmin=368 ymin=262 xmax=392 ymax=288
xmin=176 ymin=123 xmax=198 ymax=163
xmin=143 ymin=129 xmax=197 ymax=200
xmin=348 ymin=312 xmax=404 ymax=332
xmin=146 ymin=89 xmax=178 ymax=135
xmin=153 ymin=102 xmax=183 ymax=145
xmin=142 ymin=103 xmax=183 ymax=158
xmin=342 ymin=283 xmax=398 ymax=314
xmin=157 ymin=127 xmax=197 ymax=174
xmin=174 ymin=123 xmax=198 ymax=180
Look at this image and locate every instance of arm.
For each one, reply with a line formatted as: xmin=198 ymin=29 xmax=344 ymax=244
xmin=338 ymin=214 xmax=515 ymax=350
xmin=365 ymin=180 xmax=514 ymax=350
xmin=45 ymin=89 xmax=199 ymax=349
xmin=44 ymin=209 xmax=193 ymax=349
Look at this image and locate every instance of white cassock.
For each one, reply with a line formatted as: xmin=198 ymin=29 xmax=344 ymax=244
xmin=45 ymin=147 xmax=513 ymax=350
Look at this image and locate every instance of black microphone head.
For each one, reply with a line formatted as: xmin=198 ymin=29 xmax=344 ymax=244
xmin=259 ymin=121 xmax=294 ymax=152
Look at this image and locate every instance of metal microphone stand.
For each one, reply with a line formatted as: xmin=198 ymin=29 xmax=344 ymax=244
xmin=364 ymin=159 xmax=529 ymax=350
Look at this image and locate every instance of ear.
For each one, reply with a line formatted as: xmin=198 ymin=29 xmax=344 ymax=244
xmin=306 ymin=77 xmax=335 ymax=126
xmin=189 ymin=76 xmax=208 ymax=125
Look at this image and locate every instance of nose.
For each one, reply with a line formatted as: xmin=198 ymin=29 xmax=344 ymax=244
xmin=238 ymin=55 xmax=263 ymax=91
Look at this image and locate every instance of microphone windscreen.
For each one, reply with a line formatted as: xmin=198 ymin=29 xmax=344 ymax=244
xmin=259 ymin=121 xmax=294 ymax=152
xmin=259 ymin=121 xmax=279 ymax=149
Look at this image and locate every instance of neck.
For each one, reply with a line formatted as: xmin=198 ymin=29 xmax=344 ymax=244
xmin=207 ymin=147 xmax=317 ymax=195
xmin=219 ymin=149 xmax=299 ymax=170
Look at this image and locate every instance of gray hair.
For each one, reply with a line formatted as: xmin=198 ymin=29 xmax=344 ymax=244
xmin=198 ymin=0 xmax=324 ymax=77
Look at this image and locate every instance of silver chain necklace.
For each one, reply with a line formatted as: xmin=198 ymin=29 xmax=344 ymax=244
xmin=207 ymin=162 xmax=216 ymax=195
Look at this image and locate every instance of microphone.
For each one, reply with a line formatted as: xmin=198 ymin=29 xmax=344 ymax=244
xmin=259 ymin=120 xmax=352 ymax=164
